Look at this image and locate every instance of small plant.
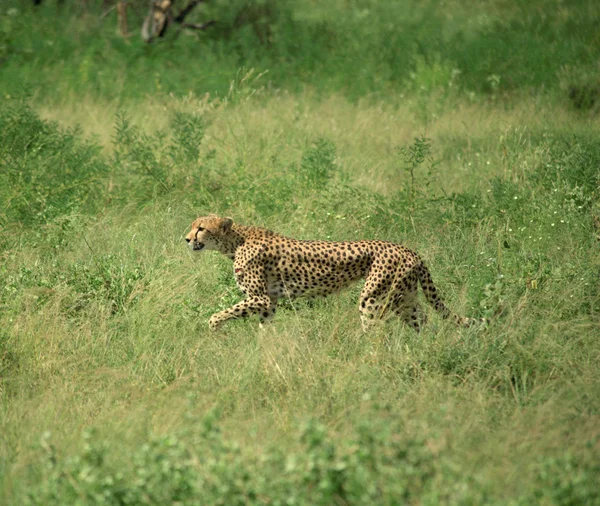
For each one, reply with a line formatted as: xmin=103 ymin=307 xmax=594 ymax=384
xmin=169 ymin=111 xmax=206 ymax=165
xmin=112 ymin=111 xmax=170 ymax=193
xmin=397 ymin=135 xmax=440 ymax=224
xmin=532 ymin=448 xmax=600 ymax=505
xmin=299 ymin=138 xmax=337 ymax=187
xmin=297 ymin=419 xmax=349 ymax=504
xmin=64 ymin=254 xmax=147 ymax=315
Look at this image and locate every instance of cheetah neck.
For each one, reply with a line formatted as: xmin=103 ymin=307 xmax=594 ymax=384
xmin=220 ymin=224 xmax=277 ymax=260
xmin=219 ymin=225 xmax=251 ymax=258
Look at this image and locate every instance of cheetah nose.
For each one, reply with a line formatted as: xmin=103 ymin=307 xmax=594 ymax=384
xmin=185 ymin=238 xmax=191 ymax=243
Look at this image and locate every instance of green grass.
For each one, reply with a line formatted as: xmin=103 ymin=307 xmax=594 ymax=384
xmin=2 ymin=0 xmax=599 ymax=103
xmin=1 ymin=0 xmax=600 ymax=504
xmin=2 ymin=91 xmax=599 ymax=505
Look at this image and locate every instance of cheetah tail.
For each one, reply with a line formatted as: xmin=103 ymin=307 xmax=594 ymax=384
xmin=417 ymin=263 xmax=476 ymax=328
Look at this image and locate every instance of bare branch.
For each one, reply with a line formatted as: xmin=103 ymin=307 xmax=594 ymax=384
xmin=174 ymin=0 xmax=205 ymax=24
xmin=180 ymin=20 xmax=215 ymax=30
xmin=100 ymin=2 xmax=125 ymax=20
xmin=142 ymin=0 xmax=213 ymax=43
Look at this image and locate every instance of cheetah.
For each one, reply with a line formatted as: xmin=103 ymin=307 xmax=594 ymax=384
xmin=185 ymin=215 xmax=478 ymax=332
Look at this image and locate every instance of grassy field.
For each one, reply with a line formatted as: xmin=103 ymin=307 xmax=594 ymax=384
xmin=1 ymin=0 xmax=600 ymax=504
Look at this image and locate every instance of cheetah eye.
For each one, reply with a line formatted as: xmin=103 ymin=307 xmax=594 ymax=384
xmin=197 ymin=227 xmax=204 ymax=232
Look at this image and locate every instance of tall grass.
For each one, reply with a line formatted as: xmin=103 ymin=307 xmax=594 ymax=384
xmin=1 ymin=0 xmax=600 ymax=503
xmin=1 ymin=88 xmax=599 ymax=504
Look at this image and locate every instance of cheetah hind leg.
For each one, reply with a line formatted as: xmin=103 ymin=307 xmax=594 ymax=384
xmin=358 ymin=292 xmax=396 ymax=332
xmin=385 ymin=272 xmax=427 ymax=332
xmin=358 ymin=294 xmax=384 ymax=332
xmin=258 ymin=297 xmax=278 ymax=328
xmin=393 ymin=298 xmax=427 ymax=332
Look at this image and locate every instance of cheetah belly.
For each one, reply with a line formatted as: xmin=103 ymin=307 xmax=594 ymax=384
xmin=266 ymin=254 xmax=370 ymax=299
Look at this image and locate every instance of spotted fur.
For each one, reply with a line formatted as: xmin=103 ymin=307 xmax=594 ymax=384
xmin=186 ymin=215 xmax=477 ymax=331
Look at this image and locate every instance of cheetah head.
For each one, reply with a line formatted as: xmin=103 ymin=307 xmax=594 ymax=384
xmin=185 ymin=215 xmax=233 ymax=253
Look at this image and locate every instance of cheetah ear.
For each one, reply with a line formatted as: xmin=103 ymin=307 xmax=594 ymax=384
xmin=221 ymin=217 xmax=233 ymax=232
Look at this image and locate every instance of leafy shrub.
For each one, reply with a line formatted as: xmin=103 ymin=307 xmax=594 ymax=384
xmin=112 ymin=112 xmax=171 ymax=195
xmin=299 ymin=138 xmax=338 ymax=186
xmin=533 ymin=135 xmax=600 ymax=200
xmin=24 ymin=416 xmax=440 ymax=506
xmin=0 ymin=249 xmax=146 ymax=316
xmin=63 ymin=254 xmax=147 ymax=315
xmin=169 ymin=111 xmax=206 ymax=165
xmin=529 ymin=449 xmax=600 ymax=506
xmin=0 ymin=100 xmax=108 ymax=225
xmin=111 ymin=110 xmax=214 ymax=203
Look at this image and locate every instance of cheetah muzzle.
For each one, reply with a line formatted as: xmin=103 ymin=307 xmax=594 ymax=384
xmin=185 ymin=215 xmax=482 ymax=332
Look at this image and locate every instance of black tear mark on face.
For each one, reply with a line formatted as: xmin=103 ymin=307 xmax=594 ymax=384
xmin=191 ymin=226 xmax=207 ymax=251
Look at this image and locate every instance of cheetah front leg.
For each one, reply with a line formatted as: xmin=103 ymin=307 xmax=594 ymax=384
xmin=209 ymin=295 xmax=273 ymax=330
xmin=209 ymin=261 xmax=276 ymax=331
